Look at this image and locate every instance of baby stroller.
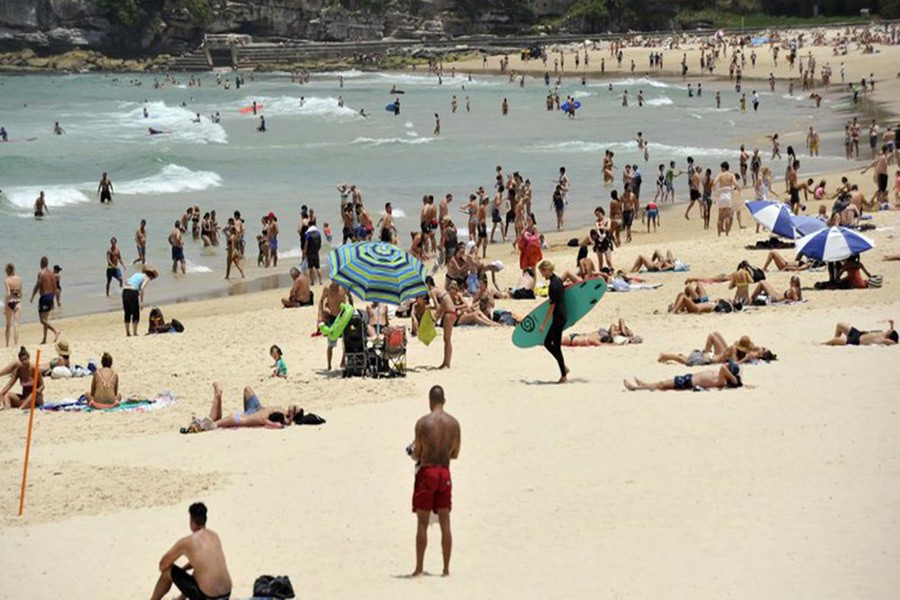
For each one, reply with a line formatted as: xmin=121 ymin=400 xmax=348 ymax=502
xmin=371 ymin=326 xmax=407 ymax=378
xmin=342 ymin=312 xmax=369 ymax=378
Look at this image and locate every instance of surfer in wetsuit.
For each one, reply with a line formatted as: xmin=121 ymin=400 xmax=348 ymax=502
xmin=0 ymin=126 xmax=7 ymax=141
xmin=149 ymin=127 xmax=165 ymax=135
xmin=393 ymin=98 xmax=401 ymax=116
xmin=257 ymin=116 xmax=266 ymax=132
xmin=53 ymin=121 xmax=65 ymax=135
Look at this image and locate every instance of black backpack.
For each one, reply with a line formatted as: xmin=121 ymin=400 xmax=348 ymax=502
xmin=253 ymin=575 xmax=295 ymax=599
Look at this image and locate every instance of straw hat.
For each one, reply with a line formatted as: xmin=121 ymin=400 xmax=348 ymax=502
xmin=55 ymin=340 xmax=70 ymax=357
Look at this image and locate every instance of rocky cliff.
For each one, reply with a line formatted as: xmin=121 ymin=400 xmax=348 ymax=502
xmin=0 ymin=0 xmax=578 ymax=56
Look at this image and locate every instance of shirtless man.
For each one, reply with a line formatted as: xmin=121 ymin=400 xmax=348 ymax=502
xmin=409 ymin=385 xmax=461 ymax=577
xmin=0 ymin=346 xmax=43 ymax=409
xmin=97 ymin=172 xmax=114 ymax=203
xmin=862 ymin=145 xmax=890 ymax=206
xmin=378 ymin=202 xmax=396 ymax=244
xmin=624 ymin=363 xmax=743 ymax=391
xmin=30 ymin=256 xmax=60 ymax=344
xmin=106 ymin=237 xmax=126 ymax=296
xmin=282 ymin=267 xmax=313 ymax=308
xmin=169 ymin=221 xmax=186 ymax=274
xmin=134 ymin=220 xmax=147 ymax=265
xmin=5 ymin=263 xmax=22 ymax=347
xmin=267 ymin=214 xmax=280 ymax=267
xmin=149 ymin=502 xmax=233 ymax=600
xmin=685 ymin=166 xmax=702 ymax=220
xmin=366 ymin=301 xmax=389 ymax=337
xmin=34 ymin=191 xmax=49 ymax=218
xmin=318 ymin=281 xmax=352 ymax=370
xmin=823 ymin=319 xmax=897 ymax=346
xmin=420 ymin=196 xmax=438 ymax=253
xmin=224 ymin=219 xmax=245 ymax=280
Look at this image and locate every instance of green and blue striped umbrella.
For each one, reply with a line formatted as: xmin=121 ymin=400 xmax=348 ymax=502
xmin=327 ymin=242 xmax=428 ymax=305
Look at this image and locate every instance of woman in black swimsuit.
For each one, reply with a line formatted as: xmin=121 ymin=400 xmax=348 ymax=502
xmin=5 ymin=263 xmax=22 ymax=347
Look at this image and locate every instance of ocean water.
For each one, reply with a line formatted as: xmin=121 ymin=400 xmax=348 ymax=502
xmin=0 ymin=70 xmax=848 ymax=318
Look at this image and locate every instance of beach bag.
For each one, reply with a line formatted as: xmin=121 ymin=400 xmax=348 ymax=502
xmin=417 ymin=310 xmax=437 ymax=346
xmin=868 ymin=275 xmax=883 ymax=288
xmin=170 ymin=319 xmax=185 ymax=333
xmin=252 ymin=574 xmax=295 ymax=599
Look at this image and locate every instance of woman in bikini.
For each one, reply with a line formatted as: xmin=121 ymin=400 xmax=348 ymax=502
xmin=426 ymin=276 xmax=456 ymax=369
xmin=87 ymin=352 xmax=122 ymax=409
xmin=0 ymin=346 xmax=43 ymax=409
xmin=762 ymin=250 xmax=809 ymax=272
xmin=461 ymin=195 xmax=478 ymax=242
xmin=447 ymin=282 xmax=498 ymax=327
xmin=823 ymin=319 xmax=898 ymax=346
xmin=5 ymin=263 xmax=22 ymax=347
xmin=750 ymin=276 xmax=803 ymax=304
xmin=562 ymin=319 xmax=642 ymax=347
xmin=659 ymin=332 xmax=775 ymax=366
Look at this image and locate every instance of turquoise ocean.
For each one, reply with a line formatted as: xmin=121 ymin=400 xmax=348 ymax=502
xmin=0 ymin=70 xmax=849 ymax=319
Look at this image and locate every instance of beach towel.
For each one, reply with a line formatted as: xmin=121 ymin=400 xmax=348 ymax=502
xmin=417 ymin=310 xmax=437 ymax=346
xmin=38 ymin=392 xmax=177 ymax=413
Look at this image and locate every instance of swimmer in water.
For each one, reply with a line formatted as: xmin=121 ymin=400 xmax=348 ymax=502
xmin=53 ymin=121 xmax=65 ymax=135
xmin=0 ymin=126 xmax=7 ymax=141
xmin=34 ymin=191 xmax=49 ymax=218
xmin=143 ymin=107 xmax=149 ymax=118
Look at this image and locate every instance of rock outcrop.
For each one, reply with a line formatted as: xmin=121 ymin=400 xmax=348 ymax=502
xmin=0 ymin=0 xmax=577 ymax=57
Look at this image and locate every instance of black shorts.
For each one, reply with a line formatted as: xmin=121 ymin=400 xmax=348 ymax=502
xmin=122 ymin=288 xmax=140 ymax=324
xmin=505 ymin=210 xmax=515 ymax=224
xmin=690 ymin=188 xmax=701 ymax=201
xmin=421 ymin=222 xmax=433 ymax=234
xmin=877 ymin=173 xmax=888 ymax=193
xmin=622 ymin=210 xmax=634 ymax=228
xmin=100 ymin=190 xmax=112 ymax=203
xmin=307 ymin=252 xmax=320 ymax=270
xmin=789 ymin=188 xmax=800 ymax=205
xmin=106 ymin=267 xmax=122 ymax=284
xmin=847 ymin=327 xmax=863 ymax=346
xmin=380 ymin=228 xmax=392 ymax=243
xmin=170 ymin=565 xmax=230 ymax=600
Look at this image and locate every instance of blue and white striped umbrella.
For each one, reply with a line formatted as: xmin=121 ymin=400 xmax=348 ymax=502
xmin=327 ymin=242 xmax=427 ymax=305
xmin=795 ymin=226 xmax=875 ymax=262
xmin=790 ymin=215 xmax=828 ymax=238
xmin=745 ymin=200 xmax=795 ymax=239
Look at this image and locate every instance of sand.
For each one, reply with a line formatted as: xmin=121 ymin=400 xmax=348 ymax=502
xmin=2 ymin=28 xmax=900 ymax=600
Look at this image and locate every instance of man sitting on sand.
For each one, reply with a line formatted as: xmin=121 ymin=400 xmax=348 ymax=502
xmin=624 ymin=362 xmax=743 ymax=391
xmin=281 ymin=267 xmax=313 ymax=308
xmin=150 ymin=502 xmax=232 ymax=600
xmin=630 ymin=249 xmax=683 ymax=273
xmin=183 ymin=383 xmax=300 ymax=432
xmin=823 ymin=319 xmax=897 ymax=346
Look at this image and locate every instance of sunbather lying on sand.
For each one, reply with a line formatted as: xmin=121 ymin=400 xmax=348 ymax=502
xmin=762 ymin=250 xmax=811 ymax=272
xmin=750 ymin=276 xmax=802 ymax=303
xmin=561 ymin=318 xmax=642 ymax=346
xmin=182 ymin=383 xmax=300 ymax=432
xmin=823 ymin=319 xmax=897 ymax=346
xmin=630 ymin=249 xmax=683 ymax=272
xmin=624 ymin=363 xmax=743 ymax=391
xmin=658 ymin=332 xmax=775 ymax=366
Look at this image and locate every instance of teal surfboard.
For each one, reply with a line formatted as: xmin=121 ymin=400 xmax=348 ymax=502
xmin=512 ymin=279 xmax=607 ymax=349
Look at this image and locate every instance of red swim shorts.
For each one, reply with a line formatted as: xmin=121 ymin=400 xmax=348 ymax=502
xmin=412 ymin=465 xmax=452 ymax=513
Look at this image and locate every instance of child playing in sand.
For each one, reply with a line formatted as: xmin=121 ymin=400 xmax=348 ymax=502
xmin=270 ymin=345 xmax=287 ymax=378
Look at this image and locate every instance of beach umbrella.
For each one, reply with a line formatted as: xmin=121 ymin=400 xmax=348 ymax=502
xmin=327 ymin=242 xmax=427 ymax=305
xmin=790 ymin=214 xmax=828 ymax=238
xmin=795 ymin=226 xmax=875 ymax=262
xmin=745 ymin=200 xmax=795 ymax=239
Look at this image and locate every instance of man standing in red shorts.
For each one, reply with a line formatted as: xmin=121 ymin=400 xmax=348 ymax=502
xmin=410 ymin=385 xmax=461 ymax=577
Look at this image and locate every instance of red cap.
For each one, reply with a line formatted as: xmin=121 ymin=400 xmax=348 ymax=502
xmin=267 ymin=212 xmax=276 ymax=218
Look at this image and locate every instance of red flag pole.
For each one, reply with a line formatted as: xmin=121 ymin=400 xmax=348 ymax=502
xmin=18 ymin=349 xmax=41 ymax=517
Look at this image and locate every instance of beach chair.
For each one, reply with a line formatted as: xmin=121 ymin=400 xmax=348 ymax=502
xmin=372 ymin=326 xmax=407 ymax=378
xmin=342 ymin=312 xmax=369 ymax=378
